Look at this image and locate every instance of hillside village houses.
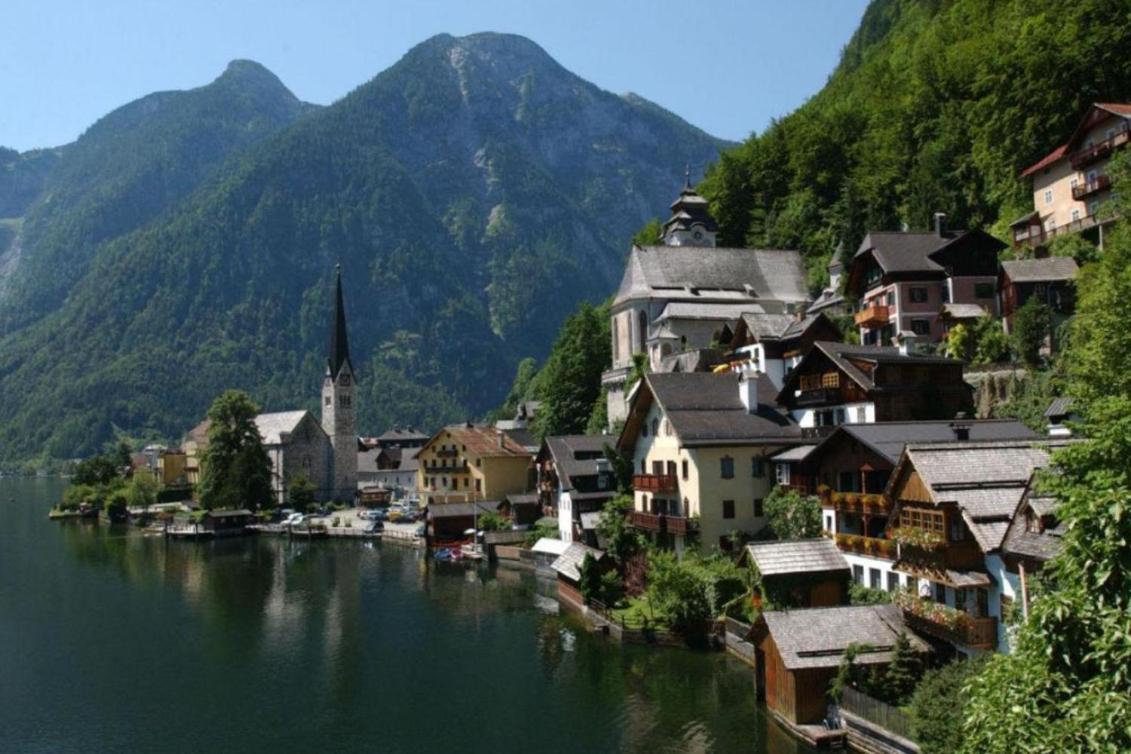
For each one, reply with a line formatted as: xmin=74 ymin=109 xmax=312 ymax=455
xmin=1012 ymin=102 xmax=1130 ymax=249
xmin=415 ymin=423 xmax=532 ymax=505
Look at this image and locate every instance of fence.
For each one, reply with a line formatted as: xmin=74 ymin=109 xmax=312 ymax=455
xmin=840 ymin=687 xmax=914 ymax=741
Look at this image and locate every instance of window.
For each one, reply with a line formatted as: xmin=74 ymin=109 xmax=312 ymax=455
xmin=753 ymin=498 xmax=764 ymax=517
xmin=324 ymin=396 xmax=331 ymax=406
xmin=667 ymin=461 xmax=677 ymax=478
xmin=681 ymin=460 xmax=689 ymax=480
xmin=838 ymin=471 xmax=856 ymax=492
xmin=720 ymin=456 xmax=734 ymax=479
xmin=722 ymin=500 xmax=735 ymax=519
xmin=911 ymin=318 xmax=930 ymax=336
xmin=651 ymin=419 xmax=659 ymax=436
xmin=909 ymin=286 xmax=928 ymax=303
xmin=834 ymin=408 xmax=846 ymax=425
xmin=751 ymin=457 xmax=765 ymax=477
xmin=1044 ymin=189 xmax=1053 ymax=204
xmin=821 ymin=372 xmax=840 ymax=389
xmin=640 ymin=460 xmax=646 ymax=474
xmin=824 ymin=514 xmax=833 ymax=533
xmin=974 ymin=282 xmax=995 ymax=298
xmin=870 ymin=568 xmax=881 ymax=590
xmin=1089 ymin=200 xmax=1100 ymax=216
xmin=855 ymin=406 xmax=867 ymax=423
xmin=1070 ymin=177 xmax=1078 ymax=189
xmin=339 ymin=395 xmax=351 ymax=408
xmin=476 ymin=458 xmax=482 ymax=468
xmin=853 ymin=565 xmax=864 ymax=584
xmin=935 ymin=582 xmax=947 ymax=603
xmin=652 ymin=460 xmax=664 ymax=475
xmin=887 ymin=571 xmax=899 ymax=593
xmin=775 ymin=464 xmax=791 ymax=486
xmin=1072 ymin=209 xmax=1080 ymax=221
xmin=463 ymin=478 xmax=469 ymax=489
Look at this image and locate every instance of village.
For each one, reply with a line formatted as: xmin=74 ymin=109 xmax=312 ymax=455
xmin=52 ymin=102 xmax=1127 ymax=753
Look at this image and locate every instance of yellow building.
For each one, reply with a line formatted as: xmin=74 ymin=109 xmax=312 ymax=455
xmin=417 ymin=424 xmax=532 ymax=505
xmin=156 ymin=450 xmax=189 ymax=486
xmin=618 ymin=371 xmax=804 ymax=555
xmin=1013 ymin=102 xmax=1130 ymax=249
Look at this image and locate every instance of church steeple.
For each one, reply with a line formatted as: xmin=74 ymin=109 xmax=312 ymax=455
xmin=660 ymin=174 xmax=718 ymax=248
xmin=327 ymin=264 xmax=352 ymax=378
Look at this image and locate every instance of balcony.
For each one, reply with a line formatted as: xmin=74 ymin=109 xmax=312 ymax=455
xmin=823 ymin=490 xmax=892 ymax=515
xmin=431 ymin=462 xmax=469 ymax=474
xmin=1072 ymin=174 xmax=1111 ymax=200
xmin=895 ymin=592 xmax=997 ymax=649
xmin=834 ymin=533 xmax=896 ymax=559
xmin=795 ymin=387 xmax=835 ymax=407
xmin=1070 ymin=130 xmax=1130 ymax=170
xmin=854 ymin=304 xmax=890 ymax=327
xmin=633 ymin=474 xmax=678 ymax=493
xmin=630 ymin=511 xmax=698 ymax=535
xmin=435 ymin=448 xmax=459 ymax=458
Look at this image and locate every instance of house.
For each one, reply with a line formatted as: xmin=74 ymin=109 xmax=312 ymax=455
xmin=182 ymin=419 xmax=210 ymax=486
xmin=424 ymin=500 xmax=504 ymax=544
xmin=155 ymin=449 xmax=189 ymax=487
xmin=550 ymin=542 xmax=608 ymax=609
xmin=845 ymin=217 xmax=1005 ymax=345
xmin=777 ymin=419 xmax=1039 ymax=592
xmin=601 ymin=181 xmax=809 ymax=424
xmin=502 ymin=493 xmax=543 ymax=527
xmin=1044 ymin=396 xmax=1078 ymax=437
xmin=724 ymin=311 xmax=842 ymax=390
xmin=201 ymin=509 xmax=254 ymax=536
xmin=885 ymin=438 xmax=1072 ymax=655
xmin=742 ymin=539 xmax=850 ymax=608
xmin=530 ymin=537 xmax=571 ymax=574
xmin=806 ymin=256 xmax=849 ymax=318
xmin=1012 ymin=103 xmax=1130 ymax=249
xmin=617 ymin=371 xmax=802 ymax=554
xmin=749 ymin=604 xmax=928 ymax=727
xmin=1000 ymin=484 xmax=1064 ymax=620
xmin=537 ymin=435 xmax=617 ymax=545
xmin=416 ymin=423 xmax=532 ymax=505
xmin=776 ymin=341 xmax=973 ymax=430
xmin=999 ymin=257 xmax=1078 ymax=337
xmin=367 ymin=427 xmax=430 ymax=450
xmin=358 ymin=445 xmax=420 ymax=500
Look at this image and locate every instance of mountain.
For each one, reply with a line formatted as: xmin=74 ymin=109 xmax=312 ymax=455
xmin=700 ymin=0 xmax=1131 ymax=290
xmin=0 ymin=33 xmax=728 ymax=462
xmin=0 ymin=60 xmax=315 ymax=330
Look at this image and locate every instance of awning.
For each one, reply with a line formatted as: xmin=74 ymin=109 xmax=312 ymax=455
xmin=893 ymin=560 xmax=994 ymax=588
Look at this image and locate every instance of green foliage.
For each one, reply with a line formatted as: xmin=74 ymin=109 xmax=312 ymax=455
xmin=490 ymin=357 xmax=539 ymax=423
xmin=849 ymin=582 xmax=892 ymax=606
xmin=910 ymin=658 xmax=986 ymax=754
xmin=971 ymin=316 xmax=1011 ymax=366
xmin=595 ymin=494 xmax=645 ymax=566
xmin=287 ymin=474 xmax=317 ymax=513
xmin=475 ymin=510 xmax=510 ymax=532
xmin=828 ymin=642 xmax=864 ymax=704
xmin=198 ymin=390 xmax=273 ymax=511
xmin=762 ymin=486 xmax=822 ymax=540
xmin=531 ymin=301 xmax=611 ymax=439
xmin=584 ymin=389 xmax=609 ymax=436
xmin=645 ymin=549 xmax=748 ymax=646
xmin=1047 ymin=232 xmax=1100 ymax=265
xmin=1011 ymin=297 xmax=1051 ymax=369
xmin=72 ymin=455 xmax=121 ymax=487
xmin=523 ymin=517 xmax=559 ymax=546
xmin=881 ymin=632 xmax=920 ymax=705
xmin=631 ymin=218 xmax=663 ymax=246
xmin=944 ymin=323 xmax=971 ymax=360
xmin=123 ymin=472 xmax=159 ymax=510
xmin=578 ymin=553 xmax=603 ymax=604
xmin=602 ymin=445 xmax=635 ymax=494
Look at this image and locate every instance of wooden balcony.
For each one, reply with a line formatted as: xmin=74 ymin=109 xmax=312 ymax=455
xmin=823 ymin=490 xmax=892 ymax=515
xmin=1072 ymin=174 xmax=1111 ymax=199
xmin=901 ymin=604 xmax=997 ymax=650
xmin=795 ymin=387 xmax=836 ymax=407
xmin=1070 ymin=130 xmax=1130 ymax=170
xmin=631 ymin=511 xmax=663 ymax=531
xmin=666 ymin=515 xmax=698 ymax=535
xmin=854 ymin=304 xmax=890 ymax=327
xmin=633 ymin=474 xmax=678 ymax=493
xmin=834 ymin=533 xmax=896 ymax=559
xmin=630 ymin=511 xmax=698 ymax=535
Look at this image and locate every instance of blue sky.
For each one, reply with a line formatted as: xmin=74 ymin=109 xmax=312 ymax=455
xmin=0 ymin=0 xmax=870 ymax=152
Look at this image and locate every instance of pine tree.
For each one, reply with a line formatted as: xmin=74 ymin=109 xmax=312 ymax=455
xmin=883 ymin=631 xmax=920 ymax=705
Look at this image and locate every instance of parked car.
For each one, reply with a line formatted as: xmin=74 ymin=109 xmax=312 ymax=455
xmin=284 ymin=513 xmax=305 ymax=526
xmin=364 ymin=521 xmax=384 ymax=533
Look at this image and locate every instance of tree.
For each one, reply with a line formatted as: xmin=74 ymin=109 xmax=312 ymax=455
xmin=762 ymin=486 xmax=822 ymax=540
xmin=531 ymin=301 xmax=611 ymax=439
xmin=72 ymin=454 xmax=120 ymax=486
xmin=631 ymin=218 xmax=663 ymax=246
xmin=881 ymin=632 xmax=919 ymax=705
xmin=646 ymin=549 xmax=711 ymax=646
xmin=198 ymin=390 xmax=273 ymax=511
xmin=971 ymin=316 xmax=1011 ymax=365
xmin=584 ymin=389 xmax=609 ymax=435
xmin=476 ymin=510 xmax=510 ymax=532
xmin=1010 ymin=296 xmax=1051 ymax=368
xmin=944 ymin=322 xmax=971 ymax=360
xmin=124 ymin=472 xmax=159 ymax=511
xmin=595 ymin=494 xmax=645 ymax=567
xmin=910 ymin=659 xmax=986 ymax=754
xmin=287 ymin=474 xmax=317 ymax=513
xmin=578 ymin=554 xmax=603 ymax=604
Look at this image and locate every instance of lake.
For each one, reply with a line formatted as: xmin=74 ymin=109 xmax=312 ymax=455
xmin=0 ymin=478 xmax=812 ymax=753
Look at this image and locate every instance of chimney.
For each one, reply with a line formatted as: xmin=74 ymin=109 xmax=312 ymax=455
xmin=950 ymin=413 xmax=972 ymax=441
xmin=934 ymin=212 xmax=947 ymax=237
xmin=738 ymin=372 xmax=757 ymax=413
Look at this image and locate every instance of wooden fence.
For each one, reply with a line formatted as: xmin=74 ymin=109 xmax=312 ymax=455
xmin=840 ymin=687 xmax=914 ymax=741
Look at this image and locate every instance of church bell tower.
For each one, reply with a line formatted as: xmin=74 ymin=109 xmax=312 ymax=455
xmin=322 ymin=264 xmax=358 ymax=501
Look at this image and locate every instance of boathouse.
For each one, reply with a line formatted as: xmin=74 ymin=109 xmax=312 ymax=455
xmin=201 ymin=509 xmax=254 ymax=536
xmin=743 ymin=538 xmax=850 ymax=608
xmin=550 ymin=542 xmax=608 ymax=609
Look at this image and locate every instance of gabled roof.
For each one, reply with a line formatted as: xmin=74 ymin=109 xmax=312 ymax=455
xmin=613 ymin=245 xmax=809 ymax=308
xmin=1045 ymin=396 xmax=1075 ymax=419
xmin=423 ymin=424 xmax=530 ymax=458
xmin=656 ymin=301 xmax=766 ymax=323
xmin=849 ymin=229 xmax=1005 ymax=290
xmin=804 ymin=419 xmax=1039 ymax=467
xmin=255 ymin=411 xmax=319 ymax=446
xmin=1001 ymin=257 xmax=1079 ymax=284
xmin=1021 ymin=103 xmax=1131 ymax=177
xmin=777 ymin=341 xmax=963 ymax=402
xmin=543 ymin=435 xmax=611 ymax=491
xmin=757 ymin=604 xmax=928 ymax=671
xmin=375 ymin=427 xmax=430 ymax=443
xmin=1002 ymin=487 xmax=1064 ymax=564
xmin=940 ymin=303 xmax=988 ymax=320
xmin=745 ymin=539 xmax=848 ymax=577
xmin=550 ymin=542 xmax=606 ymax=582
xmin=425 ymin=501 xmax=502 ymax=519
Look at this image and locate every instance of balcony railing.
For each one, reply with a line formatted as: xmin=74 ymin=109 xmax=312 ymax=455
xmin=1070 ymin=130 xmax=1130 ymax=170
xmin=795 ymin=387 xmax=835 ymax=407
xmin=633 ymin=474 xmax=678 ymax=493
xmin=854 ymin=304 xmax=890 ymax=327
xmin=630 ymin=511 xmax=698 ymax=535
xmin=834 ymin=533 xmax=896 ymax=559
xmin=435 ymin=448 xmax=459 ymax=458
xmin=895 ymin=592 xmax=998 ymax=649
xmin=822 ymin=490 xmax=892 ymax=515
xmin=430 ymin=462 xmax=469 ymax=474
xmin=1013 ymin=210 xmax=1118 ymax=248
xmin=1072 ymin=174 xmax=1111 ymax=199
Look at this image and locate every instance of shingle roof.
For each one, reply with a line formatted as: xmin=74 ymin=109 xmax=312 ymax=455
xmin=531 ymin=538 xmax=570 ymax=556
xmin=647 ymin=372 xmax=801 ymax=445
xmin=745 ymin=539 xmax=849 ymax=577
xmin=550 ymin=542 xmax=606 ymax=582
xmin=739 ymin=312 xmax=797 ymax=339
xmin=544 ymin=435 xmax=611 ymax=490
xmin=813 ymin=420 xmax=1038 ymax=465
xmin=658 ymin=302 xmax=766 ymax=322
xmin=780 ymin=341 xmax=962 ymax=400
xmin=770 ymin=445 xmax=817 ymax=463
xmin=855 ymin=231 xmax=952 ymax=274
xmin=614 ymin=245 xmax=809 ymax=307
xmin=1045 ymin=396 xmax=1075 ymax=419
xmin=760 ymin=604 xmax=929 ymax=670
xmin=255 ymin=411 xmax=315 ymax=446
xmin=426 ymin=501 xmax=502 ymax=519
xmin=940 ymin=303 xmax=988 ymax=319
xmin=375 ymin=428 xmax=430 ymax=443
xmin=426 ymin=424 xmax=530 ymax=457
xmin=1001 ymin=257 xmax=1079 ymax=284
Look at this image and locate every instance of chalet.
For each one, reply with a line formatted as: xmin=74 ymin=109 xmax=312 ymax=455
xmin=845 ymin=217 xmax=1005 ymax=346
xmin=724 ymin=311 xmax=842 ymax=390
xmin=425 ymin=500 xmax=504 ymax=544
xmin=618 ymin=371 xmax=802 ymax=553
xmin=999 ymin=257 xmax=1078 ymax=337
xmin=416 ymin=423 xmax=532 ymax=505
xmin=550 ymin=542 xmax=609 ymax=609
xmin=775 ymin=341 xmax=972 ymax=430
xmin=1001 ymin=484 xmax=1063 ymax=620
xmin=777 ymin=420 xmax=1038 ymax=593
xmin=537 ymin=435 xmax=616 ymax=545
xmin=1013 ymin=103 xmax=1130 ymax=249
xmin=749 ymin=604 xmax=928 ymax=728
xmin=601 ymin=180 xmax=809 ymax=424
xmin=742 ymin=539 xmax=850 ymax=608
xmin=885 ymin=438 xmax=1072 ymax=655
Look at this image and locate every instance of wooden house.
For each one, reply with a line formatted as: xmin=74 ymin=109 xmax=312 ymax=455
xmin=742 ymin=539 xmax=850 ymax=608
xmin=550 ymin=542 xmax=608 ymax=609
xmin=201 ymin=509 xmax=254 ymax=536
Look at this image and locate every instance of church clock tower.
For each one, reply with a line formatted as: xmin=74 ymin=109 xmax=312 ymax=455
xmin=322 ymin=264 xmax=358 ymax=501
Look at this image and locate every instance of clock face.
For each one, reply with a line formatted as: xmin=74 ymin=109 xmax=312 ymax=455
xmin=693 ymin=230 xmax=703 ymax=240
xmin=340 ymin=374 xmax=351 ymax=386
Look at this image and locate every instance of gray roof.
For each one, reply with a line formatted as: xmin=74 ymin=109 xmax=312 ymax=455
xmin=760 ymin=604 xmax=929 ymax=670
xmin=358 ymin=445 xmax=419 ymax=474
xmin=745 ymin=539 xmax=849 ymax=577
xmin=544 ymin=435 xmax=611 ymax=491
xmin=614 ymin=245 xmax=809 ymax=308
xmin=940 ymin=303 xmax=988 ymax=319
xmin=375 ymin=428 xmax=429 ymax=443
xmin=770 ymin=445 xmax=817 ymax=463
xmin=810 ymin=420 xmax=1039 ymax=465
xmin=550 ymin=542 xmax=606 ymax=582
xmin=426 ymin=501 xmax=502 ymax=519
xmin=1001 ymin=257 xmax=1079 ymax=284
xmin=657 ymin=301 xmax=766 ymax=322
xmin=255 ymin=411 xmax=317 ymax=446
xmin=646 ymin=372 xmax=801 ymax=446
xmin=854 ymin=230 xmax=971 ymax=275
xmin=739 ymin=312 xmax=797 ymax=340
xmin=781 ymin=341 xmax=963 ymax=399
xmin=1045 ymin=396 xmax=1075 ymax=419
xmin=892 ymin=562 xmax=994 ymax=588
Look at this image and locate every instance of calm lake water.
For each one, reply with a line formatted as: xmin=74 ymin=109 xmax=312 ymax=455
xmin=0 ymin=478 xmax=812 ymax=754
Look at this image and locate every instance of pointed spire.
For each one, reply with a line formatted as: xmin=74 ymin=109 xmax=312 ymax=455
xmin=684 ymin=164 xmax=692 ymax=190
xmin=327 ymin=264 xmax=351 ymax=377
